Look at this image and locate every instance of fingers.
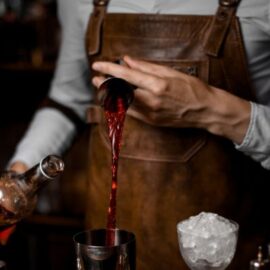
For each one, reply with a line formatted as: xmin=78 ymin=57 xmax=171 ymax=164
xmin=91 ymin=73 xmax=158 ymax=110
xmin=92 ymin=75 xmax=106 ymax=88
xmin=8 ymin=162 xmax=29 ymax=174
xmin=123 ymin=55 xmax=186 ymax=78
xmin=92 ymin=60 xmax=163 ymax=92
xmin=133 ymin=88 xmax=158 ymax=109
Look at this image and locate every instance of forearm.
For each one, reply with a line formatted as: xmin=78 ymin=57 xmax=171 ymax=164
xmin=92 ymin=56 xmax=270 ymax=169
xmin=92 ymin=56 xmax=250 ymax=145
xmin=200 ymin=88 xmax=270 ymax=169
xmin=201 ymin=87 xmax=251 ymax=145
xmin=8 ymin=108 xmax=77 ymax=169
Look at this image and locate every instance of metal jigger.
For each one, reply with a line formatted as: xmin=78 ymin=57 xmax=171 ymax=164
xmin=98 ymin=77 xmax=134 ymax=112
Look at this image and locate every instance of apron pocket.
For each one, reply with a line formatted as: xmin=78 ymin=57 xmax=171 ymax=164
xmin=99 ymin=115 xmax=207 ymax=163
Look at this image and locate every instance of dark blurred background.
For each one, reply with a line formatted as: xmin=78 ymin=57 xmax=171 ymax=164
xmin=0 ymin=1 xmax=88 ymax=269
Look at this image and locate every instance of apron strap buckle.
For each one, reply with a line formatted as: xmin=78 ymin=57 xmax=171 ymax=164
xmin=93 ymin=0 xmax=109 ymax=6
xmin=219 ymin=0 xmax=240 ymax=7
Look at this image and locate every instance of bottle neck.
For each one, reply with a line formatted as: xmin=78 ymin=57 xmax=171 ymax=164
xmin=18 ymin=165 xmax=51 ymax=195
xmin=17 ymin=155 xmax=64 ymax=195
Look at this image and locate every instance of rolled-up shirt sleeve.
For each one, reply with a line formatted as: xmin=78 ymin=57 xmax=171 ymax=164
xmin=235 ymin=102 xmax=270 ymax=170
xmin=8 ymin=0 xmax=93 ymax=168
xmin=8 ymin=108 xmax=77 ymax=168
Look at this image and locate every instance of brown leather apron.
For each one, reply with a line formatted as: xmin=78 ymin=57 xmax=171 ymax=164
xmin=85 ymin=0 xmax=270 ymax=269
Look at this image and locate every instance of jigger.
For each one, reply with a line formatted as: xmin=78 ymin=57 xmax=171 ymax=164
xmin=98 ymin=77 xmax=135 ymax=112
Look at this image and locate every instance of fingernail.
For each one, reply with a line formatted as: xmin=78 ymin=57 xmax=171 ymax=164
xmin=92 ymin=62 xmax=101 ymax=70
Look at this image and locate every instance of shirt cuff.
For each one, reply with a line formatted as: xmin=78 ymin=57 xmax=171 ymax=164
xmin=235 ymin=101 xmax=256 ymax=150
xmin=235 ymin=102 xmax=270 ymax=170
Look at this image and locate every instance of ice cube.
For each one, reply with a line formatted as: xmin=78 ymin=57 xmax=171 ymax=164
xmin=177 ymin=212 xmax=238 ymax=269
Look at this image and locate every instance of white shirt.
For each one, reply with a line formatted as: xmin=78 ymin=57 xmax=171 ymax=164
xmin=9 ymin=0 xmax=270 ymax=170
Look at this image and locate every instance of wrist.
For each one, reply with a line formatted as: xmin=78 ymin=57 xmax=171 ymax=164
xmin=202 ymin=87 xmax=251 ymax=144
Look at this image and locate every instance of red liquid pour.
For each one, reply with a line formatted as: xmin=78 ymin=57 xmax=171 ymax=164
xmin=105 ymin=98 xmax=127 ymax=246
xmin=0 ymin=206 xmax=16 ymax=245
xmin=100 ymin=78 xmax=134 ymax=246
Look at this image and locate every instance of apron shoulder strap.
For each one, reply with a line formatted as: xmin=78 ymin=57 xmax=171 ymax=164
xmin=204 ymin=0 xmax=241 ymax=57
xmin=86 ymin=0 xmax=110 ymax=56
xmin=87 ymin=0 xmax=241 ymax=57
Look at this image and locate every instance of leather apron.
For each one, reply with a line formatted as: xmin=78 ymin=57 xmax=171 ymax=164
xmin=85 ymin=0 xmax=270 ymax=269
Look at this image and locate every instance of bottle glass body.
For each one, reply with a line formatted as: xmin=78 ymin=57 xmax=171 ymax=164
xmin=0 ymin=155 xmax=64 ymax=231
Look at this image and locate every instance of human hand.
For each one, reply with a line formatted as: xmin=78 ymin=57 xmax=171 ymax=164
xmin=92 ymin=55 xmax=251 ymax=144
xmin=92 ymin=55 xmax=214 ymax=128
xmin=8 ymin=162 xmax=29 ymax=174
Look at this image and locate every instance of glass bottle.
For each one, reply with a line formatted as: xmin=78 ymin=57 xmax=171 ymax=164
xmin=0 ymin=155 xmax=64 ymax=231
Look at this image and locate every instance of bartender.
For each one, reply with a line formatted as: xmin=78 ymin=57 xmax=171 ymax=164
xmin=8 ymin=0 xmax=270 ymax=269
